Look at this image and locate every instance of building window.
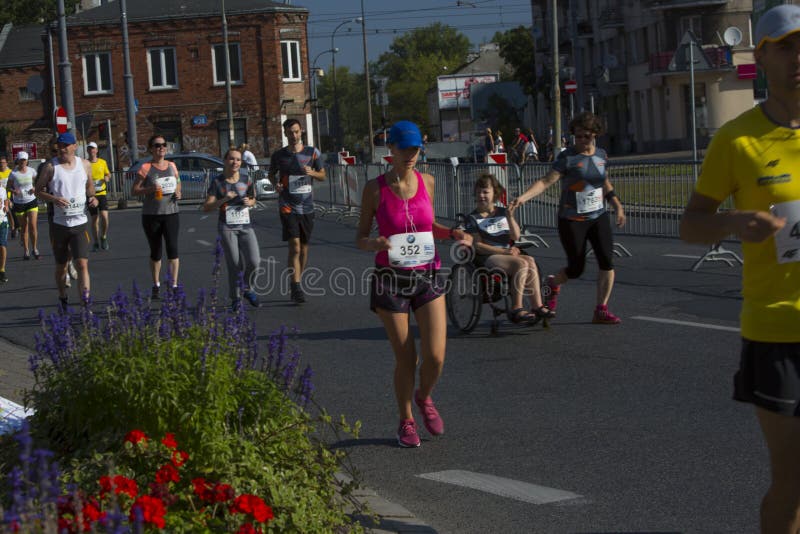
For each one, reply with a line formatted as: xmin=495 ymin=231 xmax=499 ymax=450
xmin=679 ymin=15 xmax=702 ymax=43
xmin=83 ymin=52 xmax=112 ymax=94
xmin=18 ymin=87 xmax=36 ymax=102
xmin=281 ymin=40 xmax=301 ymax=81
xmin=148 ymin=47 xmax=178 ymax=90
xmin=212 ymin=43 xmax=242 ymax=85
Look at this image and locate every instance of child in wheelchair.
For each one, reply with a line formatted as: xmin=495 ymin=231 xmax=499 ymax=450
xmin=463 ymin=173 xmax=555 ymax=325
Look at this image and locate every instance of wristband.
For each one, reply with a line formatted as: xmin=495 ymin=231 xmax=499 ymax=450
xmin=604 ymin=191 xmax=617 ymax=202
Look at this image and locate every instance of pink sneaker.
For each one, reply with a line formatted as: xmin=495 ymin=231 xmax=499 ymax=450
xmin=397 ymin=419 xmax=421 ymax=448
xmin=415 ymin=390 xmax=444 ymax=436
xmin=593 ymin=304 xmax=621 ymax=324
xmin=544 ymin=275 xmax=561 ymax=312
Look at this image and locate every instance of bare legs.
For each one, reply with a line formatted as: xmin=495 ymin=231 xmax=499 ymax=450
xmin=757 ymin=407 xmax=800 ymax=534
xmin=287 ymin=237 xmax=309 ymax=283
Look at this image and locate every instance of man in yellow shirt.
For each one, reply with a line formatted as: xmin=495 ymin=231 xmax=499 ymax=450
xmin=0 ymin=155 xmax=16 ymax=239
xmin=86 ymin=142 xmax=111 ymax=250
xmin=680 ymin=5 xmax=800 ymax=532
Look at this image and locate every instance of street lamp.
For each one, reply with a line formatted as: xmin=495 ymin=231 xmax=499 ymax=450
xmin=331 ymin=17 xmax=362 ymax=150
xmin=311 ymin=48 xmax=337 ymax=151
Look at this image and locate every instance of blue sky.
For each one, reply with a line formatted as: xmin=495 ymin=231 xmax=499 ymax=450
xmin=289 ymin=0 xmax=533 ymax=73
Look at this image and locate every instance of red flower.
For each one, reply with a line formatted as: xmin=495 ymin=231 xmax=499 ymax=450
xmin=99 ymin=475 xmax=139 ymax=499
xmin=230 ymin=494 xmax=274 ymax=523
xmin=155 ymin=463 xmax=180 ymax=484
xmin=171 ymin=449 xmax=189 ymax=468
xmin=160 ymin=432 xmax=178 ymax=449
xmin=212 ymin=483 xmax=234 ymax=503
xmin=236 ymin=523 xmax=263 ymax=534
xmin=192 ymin=478 xmax=213 ymax=501
xmin=81 ymin=500 xmax=106 ymax=532
xmin=130 ymin=495 xmax=167 ymax=529
xmin=124 ymin=429 xmax=148 ymax=445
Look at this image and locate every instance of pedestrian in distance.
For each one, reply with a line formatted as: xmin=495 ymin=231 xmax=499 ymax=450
xmin=0 ymin=155 xmax=15 ymax=240
xmin=202 ymin=148 xmax=261 ymax=311
xmin=355 ymin=120 xmax=473 ymax=448
xmin=131 ymin=134 xmax=182 ymax=300
xmin=484 ymin=127 xmax=495 ymax=154
xmin=510 ymin=111 xmax=626 ymax=324
xmin=495 ymin=130 xmax=504 ymax=153
xmin=8 ymin=151 xmax=40 ymax=260
xmin=0 ymin=178 xmax=9 ymax=283
xmin=34 ymin=132 xmax=98 ymax=310
xmin=86 ymin=141 xmax=112 ymax=251
xmin=679 ymin=5 xmax=800 ymax=532
xmin=239 ymin=143 xmax=259 ymax=171
xmin=268 ymin=118 xmax=326 ymax=304
xmin=464 ymin=173 xmax=554 ymax=325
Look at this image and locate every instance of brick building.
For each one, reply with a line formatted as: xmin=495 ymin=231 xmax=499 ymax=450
xmin=1 ymin=0 xmax=314 ymax=167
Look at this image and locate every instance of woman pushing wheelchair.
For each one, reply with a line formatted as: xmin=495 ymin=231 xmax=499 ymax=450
xmin=463 ymin=173 xmax=555 ymax=325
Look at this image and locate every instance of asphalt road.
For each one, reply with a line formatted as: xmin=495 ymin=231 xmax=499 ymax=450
xmin=0 ymin=203 xmax=764 ymax=533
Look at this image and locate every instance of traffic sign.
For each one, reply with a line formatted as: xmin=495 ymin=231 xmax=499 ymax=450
xmin=55 ymin=107 xmax=68 ymax=133
xmin=564 ymin=80 xmax=578 ymax=94
xmin=381 ymin=155 xmax=393 ymax=166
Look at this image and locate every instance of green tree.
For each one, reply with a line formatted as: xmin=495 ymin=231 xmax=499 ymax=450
xmin=315 ymin=66 xmax=379 ymax=156
xmin=0 ymin=0 xmax=80 ymax=26
xmin=374 ymin=23 xmax=470 ymax=130
xmin=493 ymin=25 xmax=537 ymax=96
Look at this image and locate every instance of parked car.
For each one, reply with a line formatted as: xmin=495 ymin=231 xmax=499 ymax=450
xmin=128 ymin=152 xmax=224 ymax=182
xmin=253 ymin=167 xmax=277 ymax=200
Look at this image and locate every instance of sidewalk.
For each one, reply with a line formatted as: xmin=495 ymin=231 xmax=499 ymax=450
xmin=0 ymin=337 xmax=436 ymax=533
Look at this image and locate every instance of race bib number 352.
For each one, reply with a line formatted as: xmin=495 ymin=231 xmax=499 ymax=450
xmin=387 ymin=232 xmax=435 ymax=267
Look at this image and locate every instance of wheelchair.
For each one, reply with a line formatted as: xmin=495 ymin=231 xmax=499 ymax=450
xmin=446 ymin=238 xmax=552 ymax=336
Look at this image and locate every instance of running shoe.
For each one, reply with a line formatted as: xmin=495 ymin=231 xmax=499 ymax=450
xmin=592 ymin=304 xmax=621 ymax=325
xmin=33 ymin=248 xmax=40 ymax=260
xmin=290 ymin=282 xmax=305 ymax=304
xmin=0 ymin=271 xmax=7 ymax=284
xmin=151 ymin=285 xmax=160 ymax=301
xmin=544 ymin=275 xmax=560 ymax=312
xmin=68 ymin=261 xmax=78 ymax=280
xmin=92 ymin=242 xmax=100 ymax=252
xmin=22 ymin=252 xmax=30 ymax=261
xmin=58 ymin=297 xmax=68 ymax=312
xmin=396 ymin=419 xmax=421 ymax=448
xmin=101 ymin=236 xmax=109 ymax=250
xmin=415 ymin=390 xmax=444 ymax=436
xmin=243 ymin=290 xmax=260 ymax=308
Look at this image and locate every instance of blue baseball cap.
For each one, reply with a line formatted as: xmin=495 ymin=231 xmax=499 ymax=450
xmin=387 ymin=121 xmax=423 ymax=149
xmin=755 ymin=4 xmax=800 ymax=49
xmin=57 ymin=132 xmax=76 ymax=145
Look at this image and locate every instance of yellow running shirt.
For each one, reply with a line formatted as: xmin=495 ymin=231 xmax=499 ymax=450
xmin=90 ymin=158 xmax=110 ymax=196
xmin=696 ymin=105 xmax=800 ymax=342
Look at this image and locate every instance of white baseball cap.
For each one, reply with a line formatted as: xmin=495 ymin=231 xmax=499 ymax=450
xmin=16 ymin=151 xmax=29 ymax=161
xmin=87 ymin=141 xmax=98 ymax=149
xmin=755 ymin=3 xmax=800 ymax=49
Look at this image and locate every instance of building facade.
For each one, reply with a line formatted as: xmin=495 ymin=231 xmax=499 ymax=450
xmin=531 ymin=0 xmax=759 ymax=155
xmin=1 ymin=0 xmax=315 ymax=167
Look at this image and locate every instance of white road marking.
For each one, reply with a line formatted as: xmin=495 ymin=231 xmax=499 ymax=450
xmin=196 ymin=239 xmax=213 ymax=247
xmin=631 ymin=316 xmax=739 ymax=332
xmin=416 ymin=470 xmax=583 ymax=505
xmin=661 ymin=254 xmax=701 ymax=259
xmin=187 ymin=227 xmax=196 ymax=233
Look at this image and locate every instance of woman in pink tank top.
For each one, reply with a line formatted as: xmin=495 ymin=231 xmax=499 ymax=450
xmin=356 ymin=121 xmax=472 ymax=448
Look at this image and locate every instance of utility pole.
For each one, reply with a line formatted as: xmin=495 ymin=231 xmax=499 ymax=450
xmin=569 ymin=0 xmax=584 ymax=113
xmin=119 ymin=0 xmax=138 ymax=162
xmin=551 ymin=0 xmax=562 ymax=155
xmin=57 ymin=0 xmax=76 ymax=134
xmin=221 ymin=0 xmax=235 ymax=150
xmin=361 ymin=0 xmax=375 ymax=163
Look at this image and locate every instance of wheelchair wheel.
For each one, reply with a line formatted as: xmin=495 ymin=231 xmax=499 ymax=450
xmin=446 ymin=263 xmax=482 ymax=333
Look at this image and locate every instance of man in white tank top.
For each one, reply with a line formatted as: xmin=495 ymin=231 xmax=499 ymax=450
xmin=35 ymin=132 xmax=97 ymax=310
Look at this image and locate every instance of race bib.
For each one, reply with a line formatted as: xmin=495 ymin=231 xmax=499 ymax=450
xmin=94 ymin=179 xmax=105 ymax=192
xmin=388 ymin=232 xmax=436 ymax=267
xmin=288 ymin=175 xmax=312 ymax=195
xmin=476 ymin=216 xmax=510 ymax=236
xmin=57 ymin=198 xmax=86 ymax=217
xmin=772 ymin=200 xmax=800 ymax=264
xmin=155 ymin=176 xmax=177 ymax=195
xmin=576 ymin=187 xmax=603 ymax=214
xmin=225 ymin=205 xmax=251 ymax=226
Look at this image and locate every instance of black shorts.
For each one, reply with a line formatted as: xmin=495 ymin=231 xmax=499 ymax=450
xmin=142 ymin=213 xmax=180 ymax=261
xmin=13 ymin=199 xmax=38 ymax=214
xmin=734 ymin=338 xmax=800 ymax=416
xmin=280 ymin=212 xmax=314 ymax=243
xmin=51 ymin=222 xmax=90 ymax=264
xmin=370 ymin=267 xmax=444 ymax=313
xmin=88 ymin=195 xmax=108 ymax=214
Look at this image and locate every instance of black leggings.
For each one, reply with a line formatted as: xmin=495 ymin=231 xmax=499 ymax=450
xmin=142 ymin=214 xmax=180 ymax=261
xmin=557 ymin=212 xmax=614 ymax=279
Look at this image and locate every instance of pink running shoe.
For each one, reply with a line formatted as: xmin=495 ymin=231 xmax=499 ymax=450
xmin=397 ymin=419 xmax=421 ymax=448
xmin=592 ymin=304 xmax=621 ymax=324
xmin=415 ymin=390 xmax=444 ymax=436
xmin=544 ymin=275 xmax=561 ymax=312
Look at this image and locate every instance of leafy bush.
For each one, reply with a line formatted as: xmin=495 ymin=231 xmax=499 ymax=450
xmin=4 ymin=242 xmax=362 ymax=532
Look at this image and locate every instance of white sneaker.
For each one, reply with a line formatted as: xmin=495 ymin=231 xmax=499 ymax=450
xmin=68 ymin=260 xmax=78 ymax=280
